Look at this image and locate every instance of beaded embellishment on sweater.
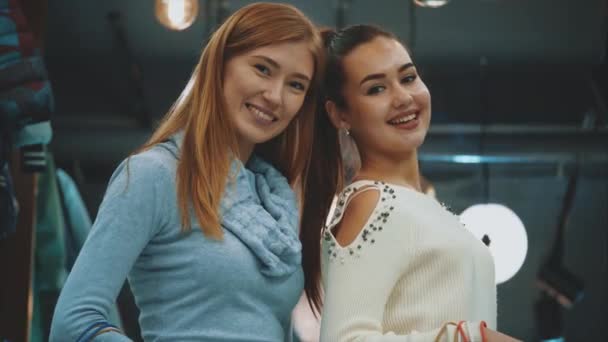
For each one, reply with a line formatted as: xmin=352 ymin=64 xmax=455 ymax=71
xmin=439 ymin=201 xmax=469 ymax=229
xmin=324 ymin=181 xmax=397 ymax=264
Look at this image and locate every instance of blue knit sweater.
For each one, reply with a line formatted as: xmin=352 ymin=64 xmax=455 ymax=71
xmin=50 ymin=133 xmax=304 ymax=341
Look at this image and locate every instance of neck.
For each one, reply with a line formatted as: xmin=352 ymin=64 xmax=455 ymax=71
xmin=237 ymin=138 xmax=254 ymax=163
xmin=355 ymin=148 xmax=422 ymax=192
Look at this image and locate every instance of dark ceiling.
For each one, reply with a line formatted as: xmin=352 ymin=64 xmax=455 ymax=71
xmin=44 ymin=0 xmax=608 ymax=166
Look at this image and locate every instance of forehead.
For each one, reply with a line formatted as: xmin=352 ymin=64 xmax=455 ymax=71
xmin=342 ymin=37 xmax=412 ymax=83
xmin=240 ymin=41 xmax=314 ymax=77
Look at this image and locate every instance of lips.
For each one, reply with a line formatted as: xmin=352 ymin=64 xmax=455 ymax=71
xmin=246 ymin=103 xmax=278 ymax=124
xmin=387 ymin=111 xmax=419 ymax=125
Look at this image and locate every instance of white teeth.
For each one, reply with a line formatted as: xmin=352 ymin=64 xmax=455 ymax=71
xmin=390 ymin=113 xmax=416 ymax=124
xmin=247 ymin=104 xmax=275 ymax=122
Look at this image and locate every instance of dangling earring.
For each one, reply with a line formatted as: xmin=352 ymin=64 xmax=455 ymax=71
xmin=344 ymin=128 xmax=351 ymax=136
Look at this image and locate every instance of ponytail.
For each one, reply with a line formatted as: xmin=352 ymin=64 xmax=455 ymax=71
xmin=300 ymin=24 xmax=400 ymax=314
xmin=300 ymin=85 xmax=343 ymax=314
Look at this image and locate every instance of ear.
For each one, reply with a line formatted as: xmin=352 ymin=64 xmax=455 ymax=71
xmin=325 ymin=100 xmax=350 ymax=131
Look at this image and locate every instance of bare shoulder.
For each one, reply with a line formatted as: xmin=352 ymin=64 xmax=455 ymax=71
xmin=333 ymin=188 xmax=380 ymax=246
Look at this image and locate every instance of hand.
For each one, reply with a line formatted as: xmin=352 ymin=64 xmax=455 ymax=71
xmin=483 ymin=328 xmax=522 ymax=342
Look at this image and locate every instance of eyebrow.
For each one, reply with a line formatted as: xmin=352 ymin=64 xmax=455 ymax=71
xmin=359 ymin=63 xmax=415 ymax=85
xmin=252 ymin=55 xmax=312 ymax=83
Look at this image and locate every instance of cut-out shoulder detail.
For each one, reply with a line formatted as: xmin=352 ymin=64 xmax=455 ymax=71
xmin=319 ymin=179 xmax=498 ymax=341
xmin=333 ymin=189 xmax=380 ymax=246
xmin=323 ymin=181 xmax=399 ymax=263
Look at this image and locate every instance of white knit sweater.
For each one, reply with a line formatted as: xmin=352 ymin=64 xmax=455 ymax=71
xmin=320 ymin=180 xmax=497 ymax=342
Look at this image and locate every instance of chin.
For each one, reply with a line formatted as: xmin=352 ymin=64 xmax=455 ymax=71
xmin=236 ymin=124 xmax=271 ymax=143
xmin=248 ymin=132 xmax=280 ymax=145
xmin=404 ymin=129 xmax=427 ymax=144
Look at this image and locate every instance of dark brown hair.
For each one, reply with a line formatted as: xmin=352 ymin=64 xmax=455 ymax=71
xmin=301 ymin=24 xmax=403 ymax=314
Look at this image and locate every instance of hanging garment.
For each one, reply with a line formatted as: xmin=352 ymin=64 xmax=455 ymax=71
xmin=0 ymin=0 xmax=53 ymax=141
xmin=0 ymin=0 xmax=54 ymax=238
xmin=30 ymin=151 xmax=68 ymax=342
xmin=0 ymin=0 xmax=53 ymax=171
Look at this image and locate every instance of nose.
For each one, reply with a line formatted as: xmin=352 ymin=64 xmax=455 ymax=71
xmin=262 ymin=79 xmax=283 ymax=110
xmin=392 ymin=84 xmax=414 ymax=109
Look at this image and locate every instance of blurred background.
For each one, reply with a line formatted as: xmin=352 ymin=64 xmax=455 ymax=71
xmin=1 ymin=0 xmax=607 ymax=341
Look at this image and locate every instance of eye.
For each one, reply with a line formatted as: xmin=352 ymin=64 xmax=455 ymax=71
xmin=401 ymin=74 xmax=417 ymax=83
xmin=367 ymin=85 xmax=385 ymax=95
xmin=254 ymin=64 xmax=271 ymax=75
xmin=289 ymin=81 xmax=306 ymax=91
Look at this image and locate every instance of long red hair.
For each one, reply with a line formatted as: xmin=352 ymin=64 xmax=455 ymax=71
xmin=137 ymin=2 xmax=324 ymax=239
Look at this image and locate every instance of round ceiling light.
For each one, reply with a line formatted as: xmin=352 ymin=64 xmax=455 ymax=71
xmin=460 ymin=203 xmax=528 ymax=284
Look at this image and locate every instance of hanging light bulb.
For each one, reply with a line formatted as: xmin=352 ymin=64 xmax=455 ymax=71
xmin=413 ymin=0 xmax=451 ymax=8
xmin=155 ymin=0 xmax=199 ymax=31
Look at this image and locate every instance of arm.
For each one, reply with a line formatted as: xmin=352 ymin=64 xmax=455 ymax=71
xmin=320 ymin=189 xmax=483 ymax=342
xmin=50 ymin=154 xmax=169 ymax=342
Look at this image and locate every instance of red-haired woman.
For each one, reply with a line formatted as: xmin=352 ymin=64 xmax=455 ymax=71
xmin=51 ymin=3 xmax=324 ymax=341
